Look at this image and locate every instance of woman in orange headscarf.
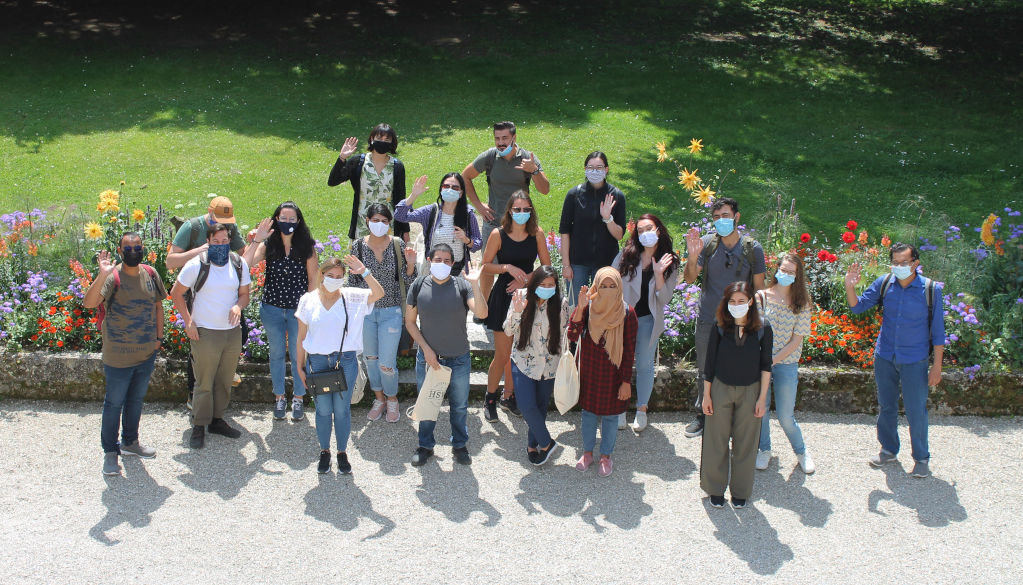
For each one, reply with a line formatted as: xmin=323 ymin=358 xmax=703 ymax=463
xmin=566 ymin=267 xmax=638 ymax=477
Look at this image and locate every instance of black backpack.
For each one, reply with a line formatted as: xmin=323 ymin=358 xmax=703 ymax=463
xmin=184 ymin=251 xmax=244 ymax=313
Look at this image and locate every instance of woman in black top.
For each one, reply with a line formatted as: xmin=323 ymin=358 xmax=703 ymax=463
xmin=481 ymin=191 xmax=551 ymax=421
xmin=244 ymin=201 xmax=319 ymax=421
xmin=327 ymin=122 xmax=409 ymax=242
xmin=701 ymin=281 xmax=772 ymax=510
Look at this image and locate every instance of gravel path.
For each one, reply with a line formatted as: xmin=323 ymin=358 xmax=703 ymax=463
xmin=1 ymin=399 xmax=1020 ymax=584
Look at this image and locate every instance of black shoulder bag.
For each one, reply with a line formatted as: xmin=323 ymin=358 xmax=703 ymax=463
xmin=305 ymin=293 xmax=350 ymax=395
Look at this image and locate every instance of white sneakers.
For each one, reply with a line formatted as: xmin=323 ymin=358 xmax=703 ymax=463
xmin=631 ymin=411 xmax=648 ymax=433
xmin=797 ymin=452 xmax=816 ymax=474
xmin=755 ymin=450 xmax=772 ymax=470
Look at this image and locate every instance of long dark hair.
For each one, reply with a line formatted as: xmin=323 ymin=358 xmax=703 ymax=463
xmin=435 ymin=172 xmax=470 ymax=231
xmin=716 ymin=281 xmax=763 ymax=336
xmin=618 ymin=213 xmax=679 ymax=280
xmin=265 ymin=201 xmax=314 ymax=262
xmin=516 ymin=266 xmax=563 ymax=355
xmin=499 ymin=190 xmax=539 ymax=235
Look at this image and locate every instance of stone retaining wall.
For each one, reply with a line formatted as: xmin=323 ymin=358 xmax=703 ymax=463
xmin=1 ymin=351 xmax=1020 ymax=415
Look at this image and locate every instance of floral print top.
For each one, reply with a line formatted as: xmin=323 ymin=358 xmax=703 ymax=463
xmin=503 ymin=301 xmax=571 ymax=380
xmin=355 ymin=155 xmax=395 ymax=239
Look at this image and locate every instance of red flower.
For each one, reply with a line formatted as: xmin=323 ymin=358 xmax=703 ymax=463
xmin=842 ymin=231 xmax=856 ymax=244
xmin=30 ymin=334 xmax=38 ymax=341
xmin=827 ymin=253 xmax=838 ymax=263
xmin=817 ymin=249 xmax=829 ymax=261
xmin=800 ymin=233 xmax=811 ymax=243
xmin=48 ymin=306 xmax=57 ymax=316
xmin=56 ymin=341 xmax=64 ymax=348
xmin=847 ymin=220 xmax=858 ymax=231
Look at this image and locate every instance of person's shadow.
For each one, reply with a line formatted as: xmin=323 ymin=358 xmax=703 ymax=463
xmin=303 ymin=474 xmax=395 ymax=540
xmin=173 ymin=419 xmax=272 ymax=499
xmin=89 ymin=458 xmax=174 ymax=546
xmin=867 ymin=464 xmax=968 ymax=527
xmin=414 ymin=460 xmax=501 ymax=527
xmin=704 ymin=499 xmax=795 ymax=575
xmin=622 ymin=419 xmax=698 ymax=483
xmin=755 ymin=464 xmax=834 ymax=528
xmin=262 ymin=410 xmax=313 ymax=472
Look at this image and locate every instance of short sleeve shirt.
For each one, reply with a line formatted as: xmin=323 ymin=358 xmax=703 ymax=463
xmin=696 ymin=234 xmax=766 ymax=322
xmin=296 ymin=288 xmax=374 ymax=354
xmin=471 ymin=146 xmax=542 ymax=226
xmin=172 ymin=217 xmax=245 ymax=252
xmin=407 ymin=276 xmax=473 ymax=357
xmin=758 ymin=293 xmax=811 ymax=364
xmin=100 ymin=268 xmax=167 ymax=368
xmin=176 ymin=255 xmax=252 ymax=330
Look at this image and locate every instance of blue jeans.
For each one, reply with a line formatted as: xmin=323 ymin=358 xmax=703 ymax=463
xmin=511 ymin=362 xmax=554 ymax=449
xmin=362 ymin=305 xmax=403 ymax=398
xmin=758 ymin=362 xmax=806 ymax=454
xmin=568 ymin=263 xmax=597 ymax=306
xmin=308 ymin=352 xmax=359 ymax=451
xmin=261 ymin=303 xmax=305 ymax=397
xmin=101 ymin=351 xmax=158 ymax=453
xmin=874 ymin=355 xmax=930 ymax=462
xmin=415 ymin=350 xmax=470 ymax=449
xmin=581 ymin=409 xmax=619 ymax=456
xmin=635 ymin=314 xmax=657 ymax=409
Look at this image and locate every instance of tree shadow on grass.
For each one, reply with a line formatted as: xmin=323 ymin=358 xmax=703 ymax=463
xmin=89 ymin=457 xmax=173 ymax=546
xmin=303 ymin=473 xmax=396 ymax=540
xmin=867 ymin=463 xmax=967 ymax=528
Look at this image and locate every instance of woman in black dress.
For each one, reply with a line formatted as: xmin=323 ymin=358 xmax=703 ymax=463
xmin=481 ymin=190 xmax=551 ymax=421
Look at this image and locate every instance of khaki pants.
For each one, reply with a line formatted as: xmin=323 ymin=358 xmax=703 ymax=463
xmin=700 ymin=378 xmax=762 ymax=500
xmin=190 ymin=327 xmax=242 ymax=426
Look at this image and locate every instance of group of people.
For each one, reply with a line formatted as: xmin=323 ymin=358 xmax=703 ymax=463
xmin=93 ymin=121 xmax=945 ymax=510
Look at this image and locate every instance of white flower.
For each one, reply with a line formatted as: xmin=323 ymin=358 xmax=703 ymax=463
xmin=207 ymin=193 xmax=217 ymax=198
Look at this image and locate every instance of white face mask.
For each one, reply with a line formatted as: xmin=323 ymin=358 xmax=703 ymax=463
xmin=638 ymin=231 xmax=658 ymax=248
xmin=727 ymin=303 xmax=750 ymax=319
xmin=322 ymin=276 xmax=344 ymax=292
xmin=429 ymin=262 xmax=452 ymax=281
xmin=368 ymin=221 xmax=390 ymax=237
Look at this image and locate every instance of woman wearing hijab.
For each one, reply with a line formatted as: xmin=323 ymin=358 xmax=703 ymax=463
xmin=566 ymin=267 xmax=638 ymax=477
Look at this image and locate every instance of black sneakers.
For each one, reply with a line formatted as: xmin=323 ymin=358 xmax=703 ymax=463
xmin=500 ymin=394 xmax=522 ymax=417
xmin=483 ymin=392 xmax=499 ymax=421
xmin=731 ymin=497 xmax=747 ymax=509
xmin=337 ymin=452 xmax=352 ymax=475
xmin=684 ymin=415 xmax=705 ymax=438
xmin=207 ymin=418 xmax=241 ymax=439
xmin=411 ymin=447 xmax=434 ymax=467
xmin=317 ymin=450 xmax=331 ymax=474
xmin=527 ymin=450 xmax=541 ymax=465
xmin=709 ymin=495 xmax=725 ymax=508
xmin=189 ymin=425 xmax=205 ymax=449
xmin=452 ymin=446 xmax=472 ymax=465
xmin=534 ymin=440 xmax=560 ymax=466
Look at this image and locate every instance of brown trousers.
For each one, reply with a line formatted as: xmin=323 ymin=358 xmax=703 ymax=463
xmin=190 ymin=327 xmax=242 ymax=426
xmin=700 ymin=378 xmax=762 ymax=500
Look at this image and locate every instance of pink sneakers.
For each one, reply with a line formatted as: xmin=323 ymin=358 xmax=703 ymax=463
xmin=367 ymin=399 xmax=386 ymax=421
xmin=385 ymin=399 xmax=400 ymax=423
xmin=575 ymin=452 xmax=594 ymax=472
xmin=598 ymin=457 xmax=614 ymax=477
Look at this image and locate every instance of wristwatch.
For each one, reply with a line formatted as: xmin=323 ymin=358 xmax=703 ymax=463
xmin=362 ymin=268 xmax=371 ymax=278
xmin=531 ymin=168 xmax=541 ymax=175
xmin=602 ymin=216 xmax=612 ymax=224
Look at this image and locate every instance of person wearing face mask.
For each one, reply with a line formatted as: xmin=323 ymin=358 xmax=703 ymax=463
xmin=404 ymin=244 xmax=488 ymax=467
xmin=296 ymin=256 xmax=384 ymax=474
xmin=395 ymin=173 xmax=484 ymax=276
xmin=244 ymin=202 xmax=319 ymax=421
xmin=701 ymin=281 xmax=773 ymax=509
xmin=845 ymin=243 xmax=944 ymax=479
xmin=166 ymin=195 xmax=247 ymax=410
xmin=612 ymin=213 xmax=679 ymax=433
xmin=567 ymin=268 xmax=638 ymax=477
xmin=480 ymin=191 xmax=551 ymax=421
xmin=560 ymin=151 xmax=627 ymax=306
xmin=170 ymin=223 xmax=252 ymax=450
xmin=460 ymin=121 xmax=551 ymax=300
xmin=682 ymin=197 xmax=767 ymax=439
xmin=753 ymin=253 xmax=815 ymax=474
xmin=328 ymin=123 xmax=410 ymax=242
xmin=503 ymin=266 xmax=570 ymax=465
xmin=346 ymin=203 xmax=418 ymax=423
xmin=83 ymin=233 xmax=167 ymax=476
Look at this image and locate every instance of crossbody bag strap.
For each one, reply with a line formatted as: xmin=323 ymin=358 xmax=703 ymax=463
xmin=392 ymin=237 xmax=407 ymax=318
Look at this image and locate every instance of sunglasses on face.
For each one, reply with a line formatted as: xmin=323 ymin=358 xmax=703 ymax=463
xmin=121 ymin=245 xmax=144 ymax=253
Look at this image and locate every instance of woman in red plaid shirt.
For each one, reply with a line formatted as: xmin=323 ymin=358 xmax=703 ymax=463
xmin=567 ymin=267 xmax=638 ymax=477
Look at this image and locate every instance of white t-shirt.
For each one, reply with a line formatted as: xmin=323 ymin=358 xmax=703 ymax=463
xmin=177 ymin=255 xmax=252 ymax=330
xmin=296 ymin=288 xmax=374 ymax=354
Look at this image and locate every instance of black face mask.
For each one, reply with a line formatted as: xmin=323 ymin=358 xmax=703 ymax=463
xmin=277 ymin=220 xmax=297 ymax=235
xmin=121 ymin=248 xmax=144 ymax=267
xmin=371 ymin=140 xmax=392 ymax=154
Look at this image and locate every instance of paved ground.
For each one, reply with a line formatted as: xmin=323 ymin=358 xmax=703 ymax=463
xmin=1 ymin=399 xmax=1020 ymax=584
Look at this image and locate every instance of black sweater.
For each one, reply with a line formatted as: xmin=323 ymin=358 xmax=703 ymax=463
xmin=327 ymin=153 xmax=409 ymax=240
xmin=704 ymin=319 xmax=774 ymax=386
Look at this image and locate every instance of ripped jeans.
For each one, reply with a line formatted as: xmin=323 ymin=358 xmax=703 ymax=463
xmin=361 ymin=304 xmax=403 ymax=398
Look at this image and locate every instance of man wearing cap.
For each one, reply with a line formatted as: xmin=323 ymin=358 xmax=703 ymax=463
xmin=166 ymin=196 xmax=248 ymax=409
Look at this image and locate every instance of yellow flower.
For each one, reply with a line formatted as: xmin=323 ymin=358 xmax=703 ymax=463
xmin=656 ymin=141 xmax=668 ymax=163
xmin=693 ymin=184 xmax=716 ymax=205
xmin=689 ymin=138 xmax=704 ymax=154
xmin=84 ymin=222 xmax=103 ymax=239
xmin=980 ymin=213 xmax=998 ymax=246
xmin=99 ymin=189 xmax=119 ymax=203
xmin=106 ymin=202 xmax=120 ymax=213
xmin=678 ymin=168 xmax=700 ymax=191
xmin=108 ymin=215 xmax=118 ymax=223
xmin=96 ymin=199 xmax=110 ymax=213
xmin=132 ymin=209 xmax=145 ymax=222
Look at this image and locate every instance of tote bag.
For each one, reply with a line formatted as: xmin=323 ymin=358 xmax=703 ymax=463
xmin=553 ymin=345 xmax=580 ymax=415
xmin=409 ymin=364 xmax=451 ymax=422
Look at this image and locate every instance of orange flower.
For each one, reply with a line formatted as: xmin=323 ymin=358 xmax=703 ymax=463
xmin=56 ymin=341 xmax=64 ymax=348
xmin=980 ymin=214 xmax=998 ymax=246
xmin=994 ymin=239 xmax=1005 ymax=256
xmin=858 ymin=230 xmax=868 ymax=245
xmin=881 ymin=234 xmax=891 ymax=247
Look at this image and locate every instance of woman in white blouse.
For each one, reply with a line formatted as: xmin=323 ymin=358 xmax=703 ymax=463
xmin=503 ymin=265 xmax=569 ymax=466
xmin=296 ymin=256 xmax=384 ymax=475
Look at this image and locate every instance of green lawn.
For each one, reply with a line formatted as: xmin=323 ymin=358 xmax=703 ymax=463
xmin=1 ymin=0 xmax=1020 ymax=245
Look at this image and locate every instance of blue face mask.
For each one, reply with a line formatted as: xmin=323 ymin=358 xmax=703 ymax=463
xmin=775 ymin=271 xmax=795 ymax=287
xmin=440 ymin=188 xmax=461 ymax=202
xmin=208 ymin=243 xmax=230 ymax=266
xmin=535 ymin=286 xmax=556 ymax=300
xmin=497 ymin=144 xmax=514 ymax=157
xmin=892 ymin=264 xmax=914 ymax=280
xmin=713 ymin=218 xmax=735 ymax=237
xmin=512 ymin=211 xmax=531 ymax=225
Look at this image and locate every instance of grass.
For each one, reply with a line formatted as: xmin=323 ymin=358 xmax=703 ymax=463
xmin=1 ymin=0 xmax=1020 ymax=246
